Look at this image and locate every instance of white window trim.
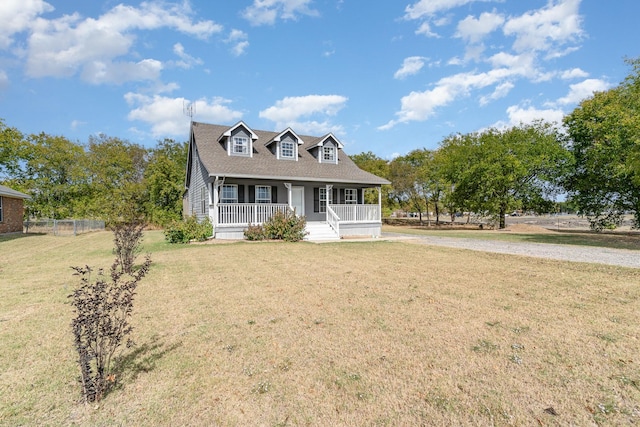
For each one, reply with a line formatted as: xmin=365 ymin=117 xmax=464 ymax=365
xmin=0 ymin=196 xmax=3 ymax=222
xmin=322 ymin=145 xmax=336 ymax=163
xmin=256 ymin=185 xmax=271 ymax=203
xmin=319 ymin=187 xmax=327 ymax=213
xmin=345 ymin=188 xmax=357 ymax=204
xmin=280 ymin=141 xmax=295 ymax=159
xmin=232 ymin=136 xmax=249 ymax=155
xmin=200 ymin=187 xmax=206 ymax=214
xmin=221 ymin=184 xmax=238 ymax=203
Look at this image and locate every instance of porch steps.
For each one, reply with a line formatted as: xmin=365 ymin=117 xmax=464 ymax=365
xmin=304 ymin=221 xmax=340 ymax=242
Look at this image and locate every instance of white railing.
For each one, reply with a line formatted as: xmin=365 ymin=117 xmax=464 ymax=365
xmin=218 ymin=203 xmax=289 ymax=225
xmin=329 ymin=204 xmax=381 ymax=222
xmin=326 ymin=206 xmax=340 ymax=235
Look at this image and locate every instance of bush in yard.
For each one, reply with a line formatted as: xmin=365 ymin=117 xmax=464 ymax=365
xmin=69 ymin=222 xmax=151 ymax=403
xmin=111 ymin=220 xmax=145 ymax=274
xmin=164 ymin=216 xmax=212 ymax=243
xmin=244 ymin=223 xmax=266 ymax=240
xmin=262 ymin=211 xmax=307 ymax=242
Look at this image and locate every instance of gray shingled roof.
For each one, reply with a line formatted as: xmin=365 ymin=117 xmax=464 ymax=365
xmin=0 ymin=185 xmax=30 ymax=199
xmin=191 ymin=122 xmax=390 ymax=185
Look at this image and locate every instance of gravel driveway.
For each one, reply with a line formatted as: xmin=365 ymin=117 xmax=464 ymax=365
xmin=382 ymin=232 xmax=640 ymax=269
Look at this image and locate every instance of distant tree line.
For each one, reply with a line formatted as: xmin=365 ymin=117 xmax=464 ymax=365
xmin=352 ymin=57 xmax=640 ymax=230
xmin=0 ymin=127 xmax=187 ymax=226
xmin=2 ymin=58 xmax=639 ymax=230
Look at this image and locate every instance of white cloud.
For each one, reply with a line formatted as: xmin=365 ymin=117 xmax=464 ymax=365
xmin=125 ymin=93 xmax=243 ymax=137
xmin=260 ymin=94 xmax=348 ymax=134
xmin=0 ymin=0 xmax=53 ymax=49
xmin=493 ymin=104 xmax=566 ymax=128
xmin=503 ymin=0 xmax=583 ymax=56
xmin=479 ymin=81 xmax=514 ymax=105
xmin=0 ymin=69 xmax=9 ymax=89
xmin=456 ymin=11 xmax=505 ymax=43
xmin=556 ymin=78 xmax=610 ymax=105
xmin=394 ymin=56 xmax=426 ymax=79
xmin=81 ymin=59 xmax=163 ymax=85
xmin=380 ymin=67 xmax=524 ymax=129
xmin=415 ymin=22 xmax=439 ymax=38
xmin=260 ymin=95 xmax=348 ymax=122
xmin=24 ymin=1 xmax=221 ymax=84
xmin=226 ymin=29 xmax=249 ymax=56
xmin=70 ymin=119 xmax=85 ymax=130
xmin=405 ymin=0 xmax=486 ymax=20
xmin=242 ymin=0 xmax=319 ymax=26
xmin=171 ymin=43 xmax=203 ymax=69
xmin=560 ymin=67 xmax=588 ymax=79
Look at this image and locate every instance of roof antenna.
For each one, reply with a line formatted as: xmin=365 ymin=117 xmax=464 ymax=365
xmin=183 ymin=100 xmax=196 ymax=122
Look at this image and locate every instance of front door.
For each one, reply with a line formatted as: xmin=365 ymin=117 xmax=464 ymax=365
xmin=291 ymin=186 xmax=304 ymax=216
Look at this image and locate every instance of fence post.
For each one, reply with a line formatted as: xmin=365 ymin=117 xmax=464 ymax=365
xmin=73 ymin=219 xmax=77 ymax=236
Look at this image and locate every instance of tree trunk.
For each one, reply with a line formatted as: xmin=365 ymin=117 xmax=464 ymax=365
xmin=499 ymin=205 xmax=506 ymax=229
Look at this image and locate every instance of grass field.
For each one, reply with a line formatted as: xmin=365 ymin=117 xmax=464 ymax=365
xmin=1 ymin=230 xmax=639 ymax=425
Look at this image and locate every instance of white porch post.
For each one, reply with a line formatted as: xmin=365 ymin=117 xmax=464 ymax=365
xmin=377 ymin=186 xmax=382 ymax=221
xmin=326 ymin=184 xmax=333 ymax=222
xmin=284 ymin=182 xmax=292 ymax=210
xmin=212 ymin=178 xmax=221 ymax=228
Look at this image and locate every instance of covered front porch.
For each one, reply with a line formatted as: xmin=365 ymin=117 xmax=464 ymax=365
xmin=210 ymin=181 xmax=383 ymax=240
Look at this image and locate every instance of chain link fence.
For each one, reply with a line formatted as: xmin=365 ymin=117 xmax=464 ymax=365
xmin=24 ymin=219 xmax=105 ymax=236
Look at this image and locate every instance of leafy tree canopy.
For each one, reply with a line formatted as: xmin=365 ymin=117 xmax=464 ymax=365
xmin=564 ymin=57 xmax=640 ymax=229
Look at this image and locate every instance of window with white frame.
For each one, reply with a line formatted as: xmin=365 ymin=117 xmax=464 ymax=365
xmin=323 ymin=145 xmax=335 ymax=162
xmin=256 ymin=185 xmax=271 ymax=203
xmin=201 ymin=187 xmax=207 ymax=214
xmin=345 ymin=188 xmax=357 ymax=204
xmin=232 ymin=136 xmax=249 ymax=155
xmin=0 ymin=196 xmax=3 ymax=222
xmin=281 ymin=141 xmax=294 ymax=159
xmin=220 ymin=185 xmax=238 ymax=203
xmin=319 ymin=187 xmax=327 ymax=212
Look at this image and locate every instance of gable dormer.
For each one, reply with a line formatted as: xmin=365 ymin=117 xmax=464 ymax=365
xmin=307 ymin=133 xmax=344 ymax=164
xmin=264 ymin=127 xmax=304 ymax=161
xmin=218 ymin=121 xmax=258 ymax=157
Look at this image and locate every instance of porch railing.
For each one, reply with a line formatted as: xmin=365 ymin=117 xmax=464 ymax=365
xmin=326 ymin=206 xmax=340 ymax=235
xmin=218 ymin=203 xmax=290 ymax=225
xmin=329 ymin=204 xmax=381 ymax=222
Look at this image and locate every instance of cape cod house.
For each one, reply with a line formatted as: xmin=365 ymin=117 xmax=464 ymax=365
xmin=184 ymin=121 xmax=390 ymax=240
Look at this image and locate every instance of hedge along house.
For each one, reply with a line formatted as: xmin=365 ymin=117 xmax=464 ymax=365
xmin=184 ymin=121 xmax=390 ymax=240
xmin=0 ymin=185 xmax=30 ymax=234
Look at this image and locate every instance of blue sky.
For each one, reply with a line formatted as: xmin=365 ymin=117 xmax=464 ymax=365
xmin=0 ymin=0 xmax=638 ymax=158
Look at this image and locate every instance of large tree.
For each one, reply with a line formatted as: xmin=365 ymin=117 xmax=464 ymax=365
xmin=18 ymin=133 xmax=87 ymax=219
xmin=144 ymin=138 xmax=188 ymax=225
xmin=564 ymin=58 xmax=640 ymax=230
xmin=0 ymin=119 xmax=27 ymax=183
xmin=82 ymin=135 xmax=148 ymax=222
xmin=438 ymin=122 xmax=569 ymax=228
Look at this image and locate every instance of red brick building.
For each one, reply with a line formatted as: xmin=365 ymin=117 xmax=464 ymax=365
xmin=0 ymin=185 xmax=30 ymax=234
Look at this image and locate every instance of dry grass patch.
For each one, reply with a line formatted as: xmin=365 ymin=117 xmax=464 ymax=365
xmin=1 ymin=231 xmax=640 ymax=425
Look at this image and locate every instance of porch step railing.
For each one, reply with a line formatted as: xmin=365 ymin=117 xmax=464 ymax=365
xmin=326 ymin=206 xmax=340 ymax=235
xmin=328 ymin=204 xmax=380 ymax=222
xmin=218 ymin=203 xmax=289 ymax=225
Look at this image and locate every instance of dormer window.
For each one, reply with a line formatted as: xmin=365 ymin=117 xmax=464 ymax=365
xmin=220 ymin=121 xmax=257 ymax=157
xmin=265 ymin=127 xmax=302 ymax=161
xmin=233 ymin=136 xmax=248 ymax=155
xmin=309 ymin=133 xmax=343 ymax=164
xmin=281 ymin=141 xmax=295 ymax=159
xmin=323 ymin=145 xmax=335 ymax=162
